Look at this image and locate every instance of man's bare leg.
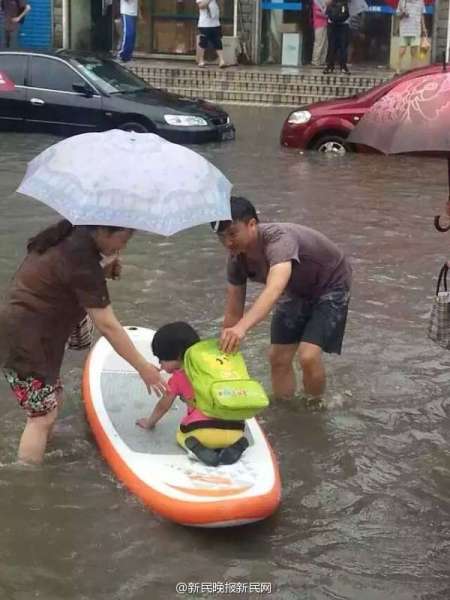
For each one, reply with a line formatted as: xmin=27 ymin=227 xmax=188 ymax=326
xmin=410 ymin=45 xmax=419 ymax=69
xmin=198 ymin=47 xmax=206 ymax=67
xmin=269 ymin=343 xmax=299 ymax=400
xmin=397 ymin=46 xmax=407 ymax=74
xmin=298 ymin=341 xmax=326 ymax=398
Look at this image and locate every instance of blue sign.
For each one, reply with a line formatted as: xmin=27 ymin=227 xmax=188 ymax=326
xmin=261 ymin=1 xmax=433 ymax=14
xmin=261 ymin=2 xmax=302 ymax=9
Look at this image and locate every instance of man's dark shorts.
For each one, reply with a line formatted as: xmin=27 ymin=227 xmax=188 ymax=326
xmin=198 ymin=26 xmax=223 ymax=50
xmin=270 ymin=287 xmax=350 ymax=354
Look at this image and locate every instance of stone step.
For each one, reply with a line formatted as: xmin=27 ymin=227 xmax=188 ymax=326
xmin=128 ymin=62 xmax=392 ymax=106
xmin=144 ymin=76 xmax=374 ymax=96
xmin=147 ymin=85 xmax=336 ymax=106
xmin=130 ymin=63 xmax=388 ymax=87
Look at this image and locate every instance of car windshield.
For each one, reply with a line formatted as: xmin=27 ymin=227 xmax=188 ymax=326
xmin=72 ymin=56 xmax=147 ymax=94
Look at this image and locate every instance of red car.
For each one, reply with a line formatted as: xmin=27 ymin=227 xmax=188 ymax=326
xmin=280 ymin=64 xmax=444 ymax=155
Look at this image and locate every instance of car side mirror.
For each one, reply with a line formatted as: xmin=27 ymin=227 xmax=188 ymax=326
xmin=73 ymin=83 xmax=94 ymax=97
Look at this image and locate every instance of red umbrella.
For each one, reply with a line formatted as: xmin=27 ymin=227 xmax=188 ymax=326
xmin=348 ymin=70 xmax=450 ymax=200
xmin=349 ymin=71 xmax=450 ymax=153
xmin=0 ymin=70 xmax=15 ymax=92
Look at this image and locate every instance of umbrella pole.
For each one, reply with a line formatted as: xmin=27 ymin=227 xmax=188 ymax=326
xmin=444 ymin=51 xmax=447 ymax=72
xmin=448 ymin=157 xmax=450 ymax=201
xmin=434 ymin=157 xmax=450 ymax=232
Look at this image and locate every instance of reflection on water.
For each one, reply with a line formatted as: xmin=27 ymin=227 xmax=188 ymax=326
xmin=0 ymin=107 xmax=449 ymax=600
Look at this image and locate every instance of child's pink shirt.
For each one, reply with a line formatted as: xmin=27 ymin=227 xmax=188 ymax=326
xmin=167 ymin=369 xmax=210 ymax=426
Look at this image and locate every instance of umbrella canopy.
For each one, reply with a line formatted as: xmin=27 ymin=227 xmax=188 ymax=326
xmin=0 ymin=70 xmax=15 ymax=92
xmin=17 ymin=130 xmax=232 ymax=236
xmin=348 ymin=71 xmax=450 ymax=154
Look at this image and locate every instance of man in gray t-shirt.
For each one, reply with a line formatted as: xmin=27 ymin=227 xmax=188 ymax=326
xmin=212 ymin=196 xmax=352 ymax=401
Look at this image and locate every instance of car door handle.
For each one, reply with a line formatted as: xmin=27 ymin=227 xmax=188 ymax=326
xmin=30 ymin=98 xmax=45 ymax=106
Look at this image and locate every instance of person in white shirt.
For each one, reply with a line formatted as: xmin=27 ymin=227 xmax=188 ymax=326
xmin=118 ymin=0 xmax=138 ymax=62
xmin=397 ymin=0 xmax=427 ymax=73
xmin=196 ymin=0 xmax=226 ymax=68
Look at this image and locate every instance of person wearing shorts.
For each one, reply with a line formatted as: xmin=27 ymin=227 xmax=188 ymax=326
xmin=196 ymin=0 xmax=226 ymax=68
xmin=0 ymin=220 xmax=166 ymax=465
xmin=397 ymin=0 xmax=426 ymax=73
xmin=212 ymin=197 xmax=352 ymax=401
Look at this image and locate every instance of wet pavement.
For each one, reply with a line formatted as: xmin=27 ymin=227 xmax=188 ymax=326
xmin=0 ymin=106 xmax=449 ymax=600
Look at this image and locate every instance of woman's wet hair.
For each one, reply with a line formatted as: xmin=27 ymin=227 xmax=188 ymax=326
xmin=210 ymin=196 xmax=259 ymax=234
xmin=152 ymin=322 xmax=200 ymax=362
xmin=27 ymin=220 xmax=128 ymax=254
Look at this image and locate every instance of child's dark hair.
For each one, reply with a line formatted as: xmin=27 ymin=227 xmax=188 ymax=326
xmin=152 ymin=322 xmax=200 ymax=361
xmin=210 ymin=196 xmax=259 ymax=234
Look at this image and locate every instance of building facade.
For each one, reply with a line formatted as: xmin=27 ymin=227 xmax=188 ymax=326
xmin=20 ymin=1 xmax=450 ymax=67
xmin=256 ymin=0 xmax=446 ymax=70
xmin=65 ymin=1 xmax=256 ymax=60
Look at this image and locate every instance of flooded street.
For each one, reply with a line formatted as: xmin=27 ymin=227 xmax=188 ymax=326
xmin=0 ymin=106 xmax=450 ymax=600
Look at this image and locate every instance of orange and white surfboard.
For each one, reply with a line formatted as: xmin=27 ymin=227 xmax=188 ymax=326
xmin=82 ymin=327 xmax=281 ymax=527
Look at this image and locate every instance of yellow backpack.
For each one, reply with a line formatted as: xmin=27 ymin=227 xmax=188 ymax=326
xmin=183 ymin=339 xmax=269 ymax=420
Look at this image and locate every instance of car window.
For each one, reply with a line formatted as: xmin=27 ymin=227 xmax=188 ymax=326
xmin=0 ymin=54 xmax=27 ymax=85
xmin=30 ymin=57 xmax=86 ymax=92
xmin=73 ymin=56 xmax=147 ymax=94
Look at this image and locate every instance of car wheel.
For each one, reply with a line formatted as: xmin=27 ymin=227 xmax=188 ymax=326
xmin=119 ymin=121 xmax=150 ymax=133
xmin=312 ymin=135 xmax=351 ymax=155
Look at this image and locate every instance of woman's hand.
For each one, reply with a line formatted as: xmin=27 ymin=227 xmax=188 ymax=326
xmin=103 ymin=256 xmax=122 ymax=280
xmin=138 ymin=363 xmax=167 ymax=396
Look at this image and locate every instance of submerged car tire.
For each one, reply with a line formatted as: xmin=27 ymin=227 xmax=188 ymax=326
xmin=312 ymin=135 xmax=352 ymax=155
xmin=118 ymin=121 xmax=150 ymax=133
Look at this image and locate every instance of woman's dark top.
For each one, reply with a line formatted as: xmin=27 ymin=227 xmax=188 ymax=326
xmin=0 ymin=229 xmax=110 ymax=383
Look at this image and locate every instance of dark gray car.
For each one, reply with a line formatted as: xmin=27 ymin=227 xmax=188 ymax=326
xmin=0 ymin=50 xmax=235 ymax=144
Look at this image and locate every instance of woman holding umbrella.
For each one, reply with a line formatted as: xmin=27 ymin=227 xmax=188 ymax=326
xmin=1 ymin=129 xmax=232 ymax=465
xmin=0 ymin=221 xmax=167 ymax=465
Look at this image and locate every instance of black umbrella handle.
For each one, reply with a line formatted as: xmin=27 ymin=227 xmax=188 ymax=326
xmin=434 ymin=159 xmax=450 ymax=231
xmin=434 ymin=215 xmax=450 ymax=232
xmin=448 ymin=156 xmax=450 ymax=196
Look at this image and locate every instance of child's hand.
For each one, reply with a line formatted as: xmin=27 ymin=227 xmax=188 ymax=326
xmin=136 ymin=417 xmax=155 ymax=430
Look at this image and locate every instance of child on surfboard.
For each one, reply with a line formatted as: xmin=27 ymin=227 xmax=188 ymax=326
xmin=136 ymin=321 xmax=268 ymax=467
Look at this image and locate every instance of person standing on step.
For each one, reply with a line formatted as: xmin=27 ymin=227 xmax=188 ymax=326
xmin=0 ymin=2 xmax=4 ymax=49
xmin=1 ymin=0 xmax=31 ymax=49
xmin=118 ymin=0 xmax=138 ymax=62
xmin=196 ymin=0 xmax=226 ymax=69
xmin=323 ymin=0 xmax=351 ymax=74
xmin=348 ymin=0 xmax=368 ymax=65
xmin=312 ymin=0 xmax=329 ymax=68
xmin=397 ymin=0 xmax=426 ymax=74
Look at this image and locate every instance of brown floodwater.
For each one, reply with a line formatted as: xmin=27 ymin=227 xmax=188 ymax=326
xmin=0 ymin=106 xmax=449 ymax=600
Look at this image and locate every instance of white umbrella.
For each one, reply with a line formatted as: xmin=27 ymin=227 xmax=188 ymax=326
xmin=17 ymin=130 xmax=232 ymax=236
